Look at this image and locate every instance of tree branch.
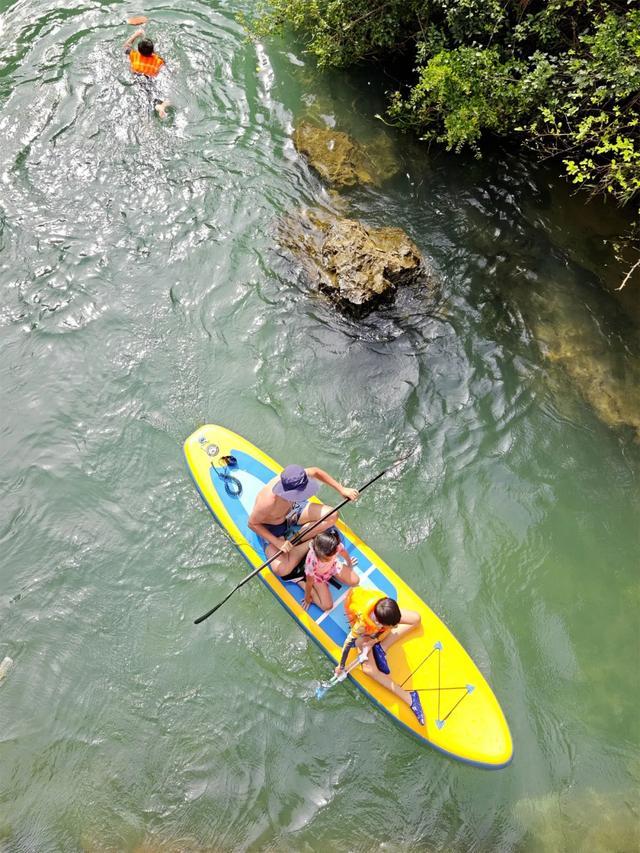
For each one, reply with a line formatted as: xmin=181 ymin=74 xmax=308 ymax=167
xmin=616 ymin=258 xmax=640 ymax=291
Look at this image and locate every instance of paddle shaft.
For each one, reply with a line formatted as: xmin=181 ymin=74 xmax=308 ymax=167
xmin=316 ymin=648 xmax=369 ymax=699
xmin=193 ymin=464 xmax=393 ymax=625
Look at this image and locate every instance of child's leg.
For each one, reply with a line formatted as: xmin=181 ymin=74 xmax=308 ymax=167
xmin=380 ymin=608 xmax=421 ymax=652
xmin=265 ymin=540 xmax=310 ymax=577
xmin=361 ymin=658 xmax=412 ymax=707
xmin=316 ymin=582 xmax=333 ymax=611
xmin=334 ymin=564 xmax=359 ymax=586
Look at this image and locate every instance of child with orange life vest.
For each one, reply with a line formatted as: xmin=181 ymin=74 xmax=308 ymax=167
xmin=302 ymin=527 xmax=359 ymax=612
xmin=123 ymin=28 xmax=171 ymax=119
xmin=336 ymin=587 xmax=425 ymax=725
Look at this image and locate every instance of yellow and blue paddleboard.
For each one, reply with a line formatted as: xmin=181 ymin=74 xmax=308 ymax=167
xmin=185 ymin=424 xmax=513 ymax=769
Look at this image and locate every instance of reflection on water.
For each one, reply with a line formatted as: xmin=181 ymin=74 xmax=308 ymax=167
xmin=424 ymin=141 xmax=640 ymax=440
xmin=81 ymin=833 xmax=213 ymax=852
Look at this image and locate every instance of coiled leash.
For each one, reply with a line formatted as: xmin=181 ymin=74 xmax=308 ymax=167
xmin=212 ymin=454 xmax=243 ymax=498
xmin=197 ymin=439 xmax=243 ymax=498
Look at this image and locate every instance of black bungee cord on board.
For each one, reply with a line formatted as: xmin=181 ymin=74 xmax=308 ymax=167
xmin=212 ymin=454 xmax=243 ymax=498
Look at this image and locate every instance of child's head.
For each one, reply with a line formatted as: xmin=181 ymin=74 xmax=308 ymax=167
xmin=313 ymin=527 xmax=341 ymax=560
xmin=374 ymin=597 xmax=401 ymax=626
xmin=138 ymin=38 xmax=155 ymax=56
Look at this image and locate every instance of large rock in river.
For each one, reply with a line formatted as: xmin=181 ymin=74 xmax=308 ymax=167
xmin=292 ymin=121 xmax=398 ymax=188
xmin=278 ymin=208 xmax=426 ymax=309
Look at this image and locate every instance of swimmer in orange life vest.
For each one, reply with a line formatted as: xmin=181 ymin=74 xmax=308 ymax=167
xmin=123 ymin=28 xmax=171 ymax=119
xmin=336 ymin=587 xmax=425 ymax=725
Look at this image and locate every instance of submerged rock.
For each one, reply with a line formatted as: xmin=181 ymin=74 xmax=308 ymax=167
xmin=278 ymin=207 xmax=427 ymax=309
xmin=531 ymin=293 xmax=640 ymax=439
xmin=514 ymin=788 xmax=639 ymax=853
xmin=292 ymin=121 xmax=398 ymax=188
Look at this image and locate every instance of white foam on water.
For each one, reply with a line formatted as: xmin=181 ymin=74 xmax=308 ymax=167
xmin=0 ymin=656 xmax=15 ymax=683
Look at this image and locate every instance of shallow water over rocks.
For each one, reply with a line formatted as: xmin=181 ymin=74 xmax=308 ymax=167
xmin=277 ymin=206 xmax=429 ymax=308
xmin=292 ymin=119 xmax=399 ymax=188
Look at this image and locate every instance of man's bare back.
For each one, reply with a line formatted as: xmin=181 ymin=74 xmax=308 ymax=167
xmin=251 ymin=475 xmax=296 ymax=525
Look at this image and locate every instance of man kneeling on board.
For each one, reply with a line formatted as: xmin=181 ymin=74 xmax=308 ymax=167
xmin=336 ymin=587 xmax=425 ymax=725
xmin=248 ymin=464 xmax=359 ymax=579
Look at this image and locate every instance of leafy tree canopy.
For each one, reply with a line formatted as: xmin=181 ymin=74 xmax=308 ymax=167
xmin=253 ymin=0 xmax=640 ymax=206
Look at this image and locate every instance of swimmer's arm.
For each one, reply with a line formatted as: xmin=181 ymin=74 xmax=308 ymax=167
xmin=123 ymin=28 xmax=144 ymax=53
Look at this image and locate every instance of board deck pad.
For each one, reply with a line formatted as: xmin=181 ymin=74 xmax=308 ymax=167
xmin=185 ymin=425 xmax=513 ymax=768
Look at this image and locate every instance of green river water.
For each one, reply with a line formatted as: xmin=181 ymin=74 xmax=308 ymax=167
xmin=1 ymin=1 xmax=639 ymax=851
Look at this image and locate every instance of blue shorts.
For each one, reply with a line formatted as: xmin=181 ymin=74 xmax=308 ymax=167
xmin=261 ymin=501 xmax=308 ymax=544
xmin=261 ymin=501 xmax=312 ymax=582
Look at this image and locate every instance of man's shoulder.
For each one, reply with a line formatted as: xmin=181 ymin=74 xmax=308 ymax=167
xmin=252 ymin=483 xmax=274 ymax=508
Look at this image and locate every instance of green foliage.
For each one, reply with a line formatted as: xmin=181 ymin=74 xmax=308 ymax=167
xmin=529 ymin=10 xmax=640 ymax=202
xmin=252 ymin=0 xmax=426 ymax=67
xmin=251 ymin=0 xmax=640 ymax=205
xmin=388 ymin=47 xmax=554 ymax=154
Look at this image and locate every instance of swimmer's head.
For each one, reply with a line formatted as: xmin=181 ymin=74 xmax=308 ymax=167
xmin=138 ymin=38 xmax=154 ymax=56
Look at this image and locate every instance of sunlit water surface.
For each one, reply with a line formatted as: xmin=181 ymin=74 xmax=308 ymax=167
xmin=0 ymin=1 xmax=638 ymax=851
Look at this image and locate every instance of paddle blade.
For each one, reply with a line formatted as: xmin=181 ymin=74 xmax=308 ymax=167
xmin=315 ymin=682 xmax=332 ymax=700
xmin=194 ymin=596 xmax=227 ymax=624
xmin=127 ymin=15 xmax=148 ymax=25
xmin=315 ymin=672 xmax=345 ymax=699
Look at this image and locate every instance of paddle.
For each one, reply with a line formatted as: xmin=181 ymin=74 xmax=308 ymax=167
xmin=193 ymin=453 xmax=411 ymax=625
xmin=127 ymin=15 xmax=148 ymax=25
xmin=315 ymin=648 xmax=369 ymax=700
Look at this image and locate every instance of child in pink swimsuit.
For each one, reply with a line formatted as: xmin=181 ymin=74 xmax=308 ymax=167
xmin=302 ymin=527 xmax=359 ymax=611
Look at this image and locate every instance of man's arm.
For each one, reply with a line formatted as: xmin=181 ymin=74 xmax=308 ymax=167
xmin=247 ymin=493 xmax=293 ymax=553
xmin=123 ymin=27 xmax=144 ymax=53
xmin=247 ymin=515 xmax=292 ymax=553
xmin=306 ymin=467 xmax=359 ymax=502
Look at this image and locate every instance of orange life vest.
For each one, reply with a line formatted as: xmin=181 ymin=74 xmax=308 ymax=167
xmin=344 ymin=587 xmax=388 ymax=638
xmin=129 ymin=50 xmax=164 ymax=77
